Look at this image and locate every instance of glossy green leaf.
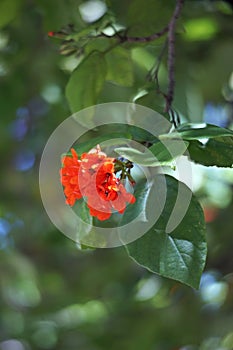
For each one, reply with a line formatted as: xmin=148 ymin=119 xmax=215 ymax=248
xmin=66 ymin=52 xmax=107 ymax=113
xmin=125 ymin=175 xmax=207 ymax=289
xmin=115 ymin=139 xmax=188 ymax=166
xmin=114 ymin=147 xmax=168 ymax=166
xmin=188 ymin=137 xmax=233 ymax=167
xmin=105 ymin=46 xmax=134 ymax=87
xmin=176 ymin=123 xmax=233 ymax=140
xmin=149 ymin=139 xmax=189 ymax=162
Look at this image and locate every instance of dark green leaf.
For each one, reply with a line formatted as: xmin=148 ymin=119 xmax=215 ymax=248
xmin=149 ymin=139 xmax=189 ymax=162
xmin=134 ymin=90 xmax=170 ymax=122
xmin=125 ymin=175 xmax=207 ymax=289
xmin=176 ymin=123 xmax=233 ymax=140
xmin=105 ymin=46 xmax=134 ymax=87
xmin=74 ymin=132 xmax=132 ymax=155
xmin=65 ymin=52 xmax=107 ymax=113
xmin=188 ymin=137 xmax=233 ymax=167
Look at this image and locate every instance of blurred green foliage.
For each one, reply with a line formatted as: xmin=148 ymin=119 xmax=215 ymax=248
xmin=0 ymin=0 xmax=233 ymax=349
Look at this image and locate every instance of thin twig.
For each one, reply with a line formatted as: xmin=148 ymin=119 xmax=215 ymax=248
xmin=96 ymin=25 xmax=169 ymax=43
xmin=165 ymin=0 xmax=185 ymax=113
xmin=147 ymin=39 xmax=168 ymax=92
xmin=119 ymin=25 xmax=169 ymax=43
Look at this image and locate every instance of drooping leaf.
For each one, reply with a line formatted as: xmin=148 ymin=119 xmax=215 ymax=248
xmin=188 ymin=137 xmax=233 ymax=167
xmin=125 ymin=175 xmax=207 ymax=289
xmin=65 ymin=52 xmax=107 ymax=113
xmin=105 ymin=46 xmax=134 ymax=87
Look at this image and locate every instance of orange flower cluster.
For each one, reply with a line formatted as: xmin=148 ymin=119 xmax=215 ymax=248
xmin=60 ymin=146 xmax=136 ymax=221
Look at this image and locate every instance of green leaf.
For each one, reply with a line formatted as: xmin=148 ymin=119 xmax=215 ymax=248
xmin=74 ymin=132 xmax=132 ymax=155
xmin=176 ymin=123 xmax=233 ymax=140
xmin=65 ymin=52 xmax=107 ymax=113
xmin=149 ymin=139 xmax=189 ymax=162
xmin=115 ymin=140 xmax=188 ymax=166
xmin=125 ymin=175 xmax=207 ymax=289
xmin=188 ymin=137 xmax=233 ymax=168
xmin=105 ymin=46 xmax=134 ymax=87
xmin=127 ymin=0 xmax=173 ymax=36
xmin=37 ymin=0 xmax=84 ymax=31
xmin=114 ymin=147 xmax=167 ymax=166
xmin=0 ymin=0 xmax=22 ymax=28
xmin=127 ymin=125 xmax=158 ymax=143
xmin=134 ymin=90 xmax=170 ymax=122
xmin=73 ymin=199 xmax=93 ymax=241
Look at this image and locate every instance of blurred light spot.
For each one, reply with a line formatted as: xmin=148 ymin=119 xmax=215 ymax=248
xmin=183 ymin=18 xmax=218 ymax=41
xmin=222 ymin=332 xmax=233 ymax=349
xmin=192 ymin=164 xmax=233 ymax=209
xmin=5 ymin=279 xmax=41 ymax=308
xmin=28 ymin=96 xmax=49 ymax=117
xmin=14 ymin=150 xmax=35 ymax=171
xmin=0 ymin=62 xmax=8 ymax=76
xmin=0 ymin=218 xmax=11 ymax=236
xmin=205 ymin=181 xmax=231 ymax=208
xmin=200 ymin=276 xmax=228 ymax=307
xmin=203 ymin=206 xmax=219 ymax=223
xmin=192 ymin=163 xmax=205 ymax=192
xmin=180 ymin=346 xmax=197 ymax=350
xmin=55 ymin=300 xmax=107 ymax=328
xmin=0 ymin=32 xmax=9 ymax=49
xmin=79 ymin=0 xmax=107 ymax=23
xmin=200 ymin=337 xmax=222 ymax=349
xmin=200 ymin=271 xmax=218 ymax=288
xmin=32 ymin=321 xmax=57 ymax=349
xmin=135 ymin=277 xmax=161 ymax=301
xmin=60 ymin=56 xmax=81 ymax=72
xmin=41 ymin=85 xmax=61 ymax=104
xmin=0 ymin=218 xmax=12 ymax=250
xmin=0 ymin=339 xmax=25 ymax=350
xmin=203 ymin=103 xmax=229 ymax=128
xmin=16 ymin=107 xmax=30 ymax=119
xmin=229 ymin=71 xmax=233 ymax=90
xmin=10 ymin=118 xmax=28 ymax=140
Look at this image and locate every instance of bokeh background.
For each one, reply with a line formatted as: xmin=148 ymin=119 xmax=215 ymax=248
xmin=0 ymin=1 xmax=233 ymax=349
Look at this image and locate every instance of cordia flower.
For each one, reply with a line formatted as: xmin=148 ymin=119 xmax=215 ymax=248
xmin=60 ymin=146 xmax=136 ymax=220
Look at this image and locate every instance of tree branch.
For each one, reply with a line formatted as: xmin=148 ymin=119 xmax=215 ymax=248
xmin=119 ymin=26 xmax=169 ymax=43
xmin=165 ymin=0 xmax=185 ymax=113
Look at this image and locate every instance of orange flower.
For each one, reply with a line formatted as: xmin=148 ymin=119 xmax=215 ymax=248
xmin=60 ymin=146 xmax=136 ymax=220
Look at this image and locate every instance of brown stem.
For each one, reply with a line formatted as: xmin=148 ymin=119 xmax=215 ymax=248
xmin=165 ymin=0 xmax=185 ymax=113
xmin=119 ymin=25 xmax=169 ymax=43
